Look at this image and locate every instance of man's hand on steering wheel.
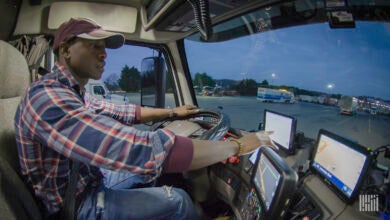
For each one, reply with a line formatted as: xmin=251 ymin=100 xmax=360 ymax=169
xmin=171 ymin=105 xmax=199 ymax=117
xmin=152 ymin=108 xmax=228 ymax=141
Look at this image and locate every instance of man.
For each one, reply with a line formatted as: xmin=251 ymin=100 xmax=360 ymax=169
xmin=14 ymin=18 xmax=274 ymax=219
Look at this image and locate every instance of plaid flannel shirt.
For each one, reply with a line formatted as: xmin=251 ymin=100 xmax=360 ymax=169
xmin=14 ymin=63 xmax=176 ymax=214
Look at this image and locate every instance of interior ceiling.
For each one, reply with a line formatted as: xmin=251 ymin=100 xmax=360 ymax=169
xmin=46 ymin=0 xmax=148 ymax=7
xmin=3 ymin=0 xmax=389 ymax=42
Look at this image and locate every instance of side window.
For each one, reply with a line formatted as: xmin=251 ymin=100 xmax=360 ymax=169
xmin=103 ymin=44 xmax=174 ymax=107
xmin=93 ymin=85 xmax=105 ymax=95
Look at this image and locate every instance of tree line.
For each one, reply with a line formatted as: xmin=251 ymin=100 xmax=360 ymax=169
xmin=192 ymin=72 xmax=341 ymax=98
xmin=104 ymin=65 xmax=140 ymax=92
xmin=104 ymin=66 xmax=341 ymax=98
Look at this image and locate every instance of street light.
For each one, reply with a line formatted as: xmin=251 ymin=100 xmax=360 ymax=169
xmin=271 ymin=73 xmax=276 ymax=85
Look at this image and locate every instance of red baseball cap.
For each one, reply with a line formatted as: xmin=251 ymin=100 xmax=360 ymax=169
xmin=53 ymin=17 xmax=124 ymax=51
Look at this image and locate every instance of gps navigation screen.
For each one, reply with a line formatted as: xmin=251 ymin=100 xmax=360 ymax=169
xmin=312 ymin=130 xmax=369 ymax=200
xmin=264 ymin=110 xmax=296 ymax=153
xmin=253 ymin=152 xmax=281 ymax=210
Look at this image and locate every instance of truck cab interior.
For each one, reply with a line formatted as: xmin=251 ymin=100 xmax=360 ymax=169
xmin=0 ymin=0 xmax=389 ymax=219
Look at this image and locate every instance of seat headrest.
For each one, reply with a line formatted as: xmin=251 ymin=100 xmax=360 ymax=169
xmin=0 ymin=40 xmax=30 ymax=99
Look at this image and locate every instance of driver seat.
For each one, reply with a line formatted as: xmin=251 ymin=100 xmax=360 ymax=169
xmin=0 ymin=40 xmax=42 ymax=219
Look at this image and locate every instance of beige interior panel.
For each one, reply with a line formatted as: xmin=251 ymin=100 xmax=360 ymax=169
xmin=13 ymin=2 xmax=48 ymax=35
xmin=48 ymin=2 xmax=137 ymax=33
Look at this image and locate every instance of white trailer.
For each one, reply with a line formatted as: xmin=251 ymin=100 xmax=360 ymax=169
xmin=339 ymin=95 xmax=358 ymax=115
xmin=298 ymin=95 xmax=314 ymax=102
xmin=85 ymin=79 xmax=111 ymax=101
xmin=257 ymin=87 xmax=295 ymax=103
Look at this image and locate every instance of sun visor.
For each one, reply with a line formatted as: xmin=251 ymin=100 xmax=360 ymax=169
xmin=48 ymin=2 xmax=137 ymax=34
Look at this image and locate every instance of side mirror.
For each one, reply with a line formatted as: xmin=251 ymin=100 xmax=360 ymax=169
xmin=140 ymin=56 xmax=167 ymax=108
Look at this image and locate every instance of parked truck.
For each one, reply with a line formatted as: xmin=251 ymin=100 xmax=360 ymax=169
xmin=85 ymin=79 xmax=111 ymax=101
xmin=257 ymin=87 xmax=295 ymax=103
xmin=339 ymin=95 xmax=357 ymax=115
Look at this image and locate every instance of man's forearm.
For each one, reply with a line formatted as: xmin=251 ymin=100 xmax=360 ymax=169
xmin=140 ymin=105 xmax=199 ymax=123
xmin=187 ymin=131 xmax=273 ymax=170
xmin=189 ymin=139 xmax=238 ymax=170
xmin=140 ymin=107 xmax=171 ymax=123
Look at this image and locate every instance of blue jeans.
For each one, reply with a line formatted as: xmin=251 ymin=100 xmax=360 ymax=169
xmin=77 ymin=170 xmax=198 ymax=220
xmin=100 ymin=168 xmax=148 ymax=189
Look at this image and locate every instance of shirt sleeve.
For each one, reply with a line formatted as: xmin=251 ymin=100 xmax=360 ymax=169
xmin=84 ymin=93 xmax=141 ymax=125
xmin=26 ymin=81 xmax=173 ymax=181
xmin=163 ymin=136 xmax=194 ymax=173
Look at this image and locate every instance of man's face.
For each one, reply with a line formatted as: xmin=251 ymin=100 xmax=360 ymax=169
xmin=66 ymin=38 xmax=107 ymax=81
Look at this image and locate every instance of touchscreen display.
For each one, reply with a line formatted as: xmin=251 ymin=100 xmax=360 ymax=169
xmin=312 ymin=130 xmax=370 ymax=201
xmin=251 ymin=147 xmax=298 ymax=219
xmin=264 ymin=110 xmax=296 ymax=153
xmin=253 ymin=152 xmax=281 ymax=210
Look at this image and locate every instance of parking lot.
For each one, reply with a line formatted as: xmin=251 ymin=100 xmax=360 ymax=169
xmin=114 ymin=93 xmax=389 ymax=165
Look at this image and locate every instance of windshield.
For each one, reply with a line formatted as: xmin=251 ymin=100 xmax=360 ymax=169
xmin=185 ymin=20 xmax=390 ymax=154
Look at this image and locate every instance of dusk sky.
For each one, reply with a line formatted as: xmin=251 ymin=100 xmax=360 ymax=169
xmin=105 ymin=21 xmax=390 ymax=100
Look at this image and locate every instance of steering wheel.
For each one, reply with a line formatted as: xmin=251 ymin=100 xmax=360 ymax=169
xmin=150 ymin=108 xmax=230 ymax=141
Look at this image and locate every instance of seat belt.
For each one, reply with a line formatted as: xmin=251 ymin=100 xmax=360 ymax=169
xmin=61 ymin=161 xmax=81 ymax=220
xmin=61 ymin=81 xmax=86 ymax=220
